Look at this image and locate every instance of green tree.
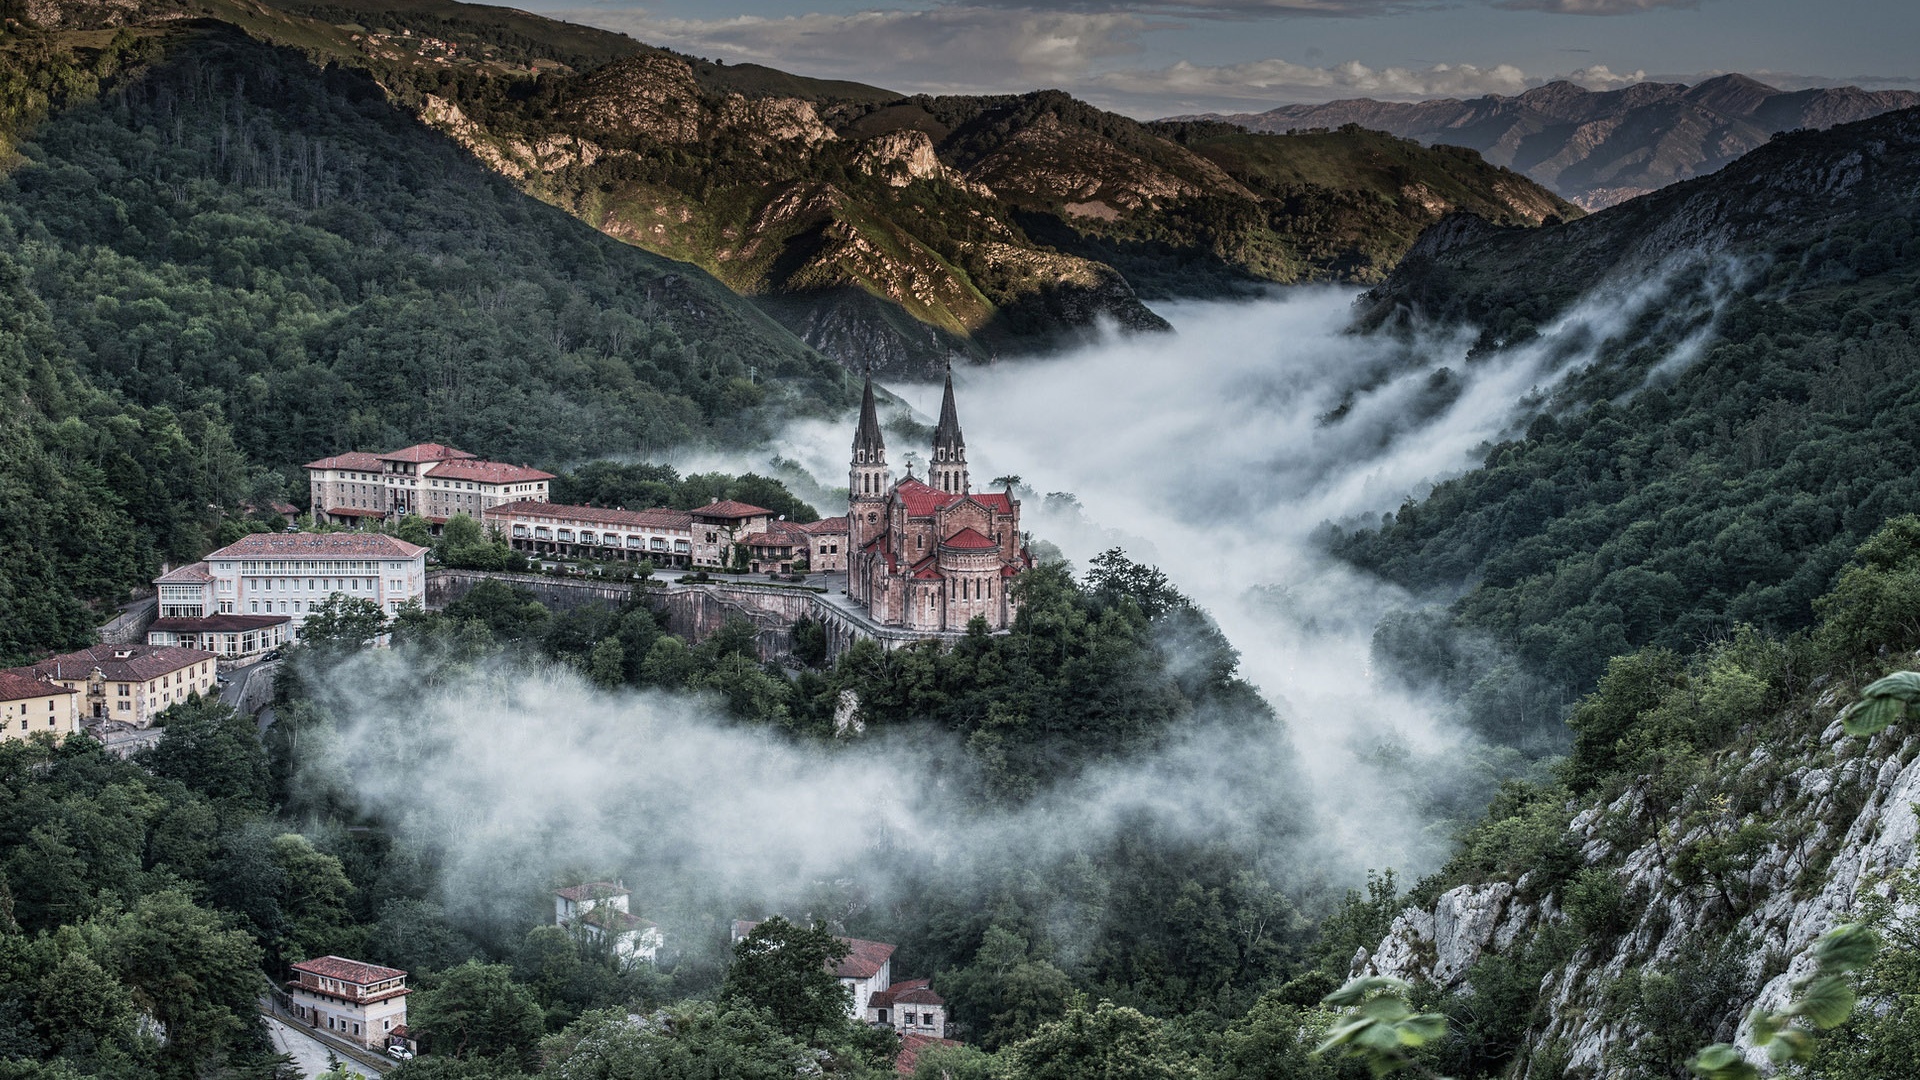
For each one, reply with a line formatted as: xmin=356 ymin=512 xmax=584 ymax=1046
xmin=139 ymin=698 xmax=270 ymax=824
xmin=722 ymin=917 xmax=852 ymax=1043
xmin=1001 ymin=1000 xmax=1202 ymax=1080
xmin=540 ymin=1002 xmax=824 ymax=1080
xmin=95 ymin=890 xmax=265 ymax=1073
xmin=300 ymin=595 xmax=389 ymax=653
xmin=411 ymin=962 xmax=544 ymax=1066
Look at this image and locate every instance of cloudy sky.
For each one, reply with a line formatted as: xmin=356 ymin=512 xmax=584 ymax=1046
xmin=529 ymin=0 xmax=1918 ymax=117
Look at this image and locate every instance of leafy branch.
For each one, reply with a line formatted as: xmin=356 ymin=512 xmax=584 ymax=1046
xmin=1840 ymin=670 xmax=1920 ymax=736
xmin=1314 ymin=976 xmax=1449 ymax=1077
xmin=1687 ymin=923 xmax=1879 ymax=1079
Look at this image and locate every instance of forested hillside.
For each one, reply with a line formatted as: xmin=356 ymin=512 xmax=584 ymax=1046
xmin=1333 ymin=107 xmax=1920 ymax=751
xmin=0 ymin=22 xmax=852 ymax=662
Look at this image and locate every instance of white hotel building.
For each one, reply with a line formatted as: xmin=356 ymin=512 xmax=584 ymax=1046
xmin=147 ymin=533 xmax=427 ymax=657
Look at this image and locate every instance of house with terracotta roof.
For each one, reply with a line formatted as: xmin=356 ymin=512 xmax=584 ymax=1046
xmin=0 ymin=670 xmax=79 ymax=743
xmin=305 ymin=442 xmax=552 ymax=527
xmin=484 ymin=501 xmax=693 ymax=568
xmin=847 ymin=369 xmax=1031 ymax=632
xmin=28 ymin=644 xmax=217 ymax=726
xmin=554 ymin=882 xmax=664 ymax=966
xmin=866 ymin=978 xmax=948 ymax=1038
xmin=690 ymin=500 xmax=778 ymax=569
xmin=147 ymin=533 xmax=426 ymax=650
xmin=286 ymin=955 xmax=411 ymax=1051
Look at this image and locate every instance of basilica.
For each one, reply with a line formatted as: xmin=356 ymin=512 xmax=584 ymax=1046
xmin=848 ymin=369 xmax=1031 ymax=633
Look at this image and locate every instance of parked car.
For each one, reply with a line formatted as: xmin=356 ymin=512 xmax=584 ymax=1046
xmin=386 ymin=1045 xmax=414 ymax=1061
xmin=262 ymin=649 xmax=284 ymax=662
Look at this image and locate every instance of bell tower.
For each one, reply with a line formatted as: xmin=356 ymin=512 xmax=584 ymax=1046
xmin=930 ymin=364 xmax=969 ymax=495
xmin=849 ymin=375 xmax=891 ymax=556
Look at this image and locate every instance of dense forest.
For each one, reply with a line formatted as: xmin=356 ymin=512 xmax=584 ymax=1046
xmin=0 ymin=549 xmax=1409 ymax=1080
xmin=1334 ymin=108 xmax=1920 ymax=754
xmin=0 ymin=24 xmax=852 ymax=663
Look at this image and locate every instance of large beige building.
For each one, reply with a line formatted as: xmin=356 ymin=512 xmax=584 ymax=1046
xmin=287 ymin=956 xmax=411 ymax=1051
xmin=690 ymin=500 xmax=778 ymax=568
xmin=28 ymin=645 xmax=217 ymax=726
xmin=485 ymin=501 xmax=695 ymax=568
xmin=848 ymin=371 xmax=1030 ymax=632
xmin=0 ymin=670 xmax=80 ymax=743
xmin=305 ymin=442 xmax=553 ymax=526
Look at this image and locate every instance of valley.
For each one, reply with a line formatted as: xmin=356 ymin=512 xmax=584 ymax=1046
xmin=0 ymin=3 xmax=1916 ymax=1080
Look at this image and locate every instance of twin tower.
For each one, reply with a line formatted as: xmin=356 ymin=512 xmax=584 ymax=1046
xmin=845 ymin=368 xmax=1027 ymax=633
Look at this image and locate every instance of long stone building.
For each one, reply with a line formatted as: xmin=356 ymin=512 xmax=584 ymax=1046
xmin=848 ymin=368 xmax=1030 ymax=632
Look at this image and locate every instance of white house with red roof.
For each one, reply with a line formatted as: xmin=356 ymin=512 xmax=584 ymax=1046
xmin=286 ymin=955 xmax=411 ymax=1050
xmin=554 ymin=882 xmax=664 ymax=966
xmin=304 ymin=442 xmax=552 ymax=527
xmin=146 ymin=533 xmax=427 ymax=655
xmin=847 ymin=369 xmax=1031 ymax=632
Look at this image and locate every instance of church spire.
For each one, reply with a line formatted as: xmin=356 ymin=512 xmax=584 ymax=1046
xmin=853 ymin=374 xmax=885 ymax=461
xmin=930 ymin=362 xmax=969 ymax=494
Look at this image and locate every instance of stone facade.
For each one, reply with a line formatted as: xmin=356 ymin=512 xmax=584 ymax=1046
xmin=848 ymin=370 xmax=1029 ymax=632
xmin=306 ymin=442 xmax=552 ymax=527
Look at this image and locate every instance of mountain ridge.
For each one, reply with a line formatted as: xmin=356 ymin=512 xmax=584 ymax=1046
xmin=1175 ymin=74 xmax=1920 ymax=210
xmin=75 ymin=0 xmax=1578 ymax=376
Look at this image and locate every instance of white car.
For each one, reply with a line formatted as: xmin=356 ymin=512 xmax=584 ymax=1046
xmin=386 ymin=1045 xmax=414 ymax=1061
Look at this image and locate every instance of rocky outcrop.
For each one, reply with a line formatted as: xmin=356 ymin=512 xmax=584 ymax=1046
xmin=561 ymin=54 xmax=705 ymax=142
xmin=853 ymin=130 xmax=990 ymax=196
xmin=1358 ymin=697 xmax=1920 ymax=1078
xmin=716 ymin=94 xmax=836 ymax=148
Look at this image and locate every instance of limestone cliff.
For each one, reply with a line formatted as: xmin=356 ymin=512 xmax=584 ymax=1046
xmin=1353 ymin=678 xmax=1920 ymax=1078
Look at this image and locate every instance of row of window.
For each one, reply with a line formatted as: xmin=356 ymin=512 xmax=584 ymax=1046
xmin=227 ymin=560 xmax=407 ymax=573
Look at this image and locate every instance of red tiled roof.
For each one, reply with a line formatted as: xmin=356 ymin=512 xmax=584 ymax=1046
xmin=910 ymin=555 xmax=942 ymax=581
xmin=835 ymin=938 xmax=896 ymax=980
xmin=556 ymin=882 xmax=629 ymax=902
xmin=941 ymin=527 xmax=997 ymax=551
xmin=896 ymin=1035 xmax=960 ymax=1075
xmin=893 ymin=478 xmax=954 ymax=516
xmin=485 ymin=501 xmax=692 ymax=531
xmin=292 ymin=956 xmax=408 ymax=984
xmin=322 ymin=507 xmax=387 ymax=518
xmin=691 ymin=500 xmax=774 ymax=521
xmin=155 ymin=562 xmax=212 ymax=584
xmin=870 ymin=979 xmax=943 ymax=1010
xmin=31 ymin=645 xmax=215 ymax=684
xmin=206 ymin=533 xmax=426 ymax=559
xmin=800 ymin=517 xmax=848 ymax=535
xmin=378 ymin=443 xmax=474 ymax=464
xmin=0 ymin=670 xmax=74 ymax=703
xmin=305 ymin=451 xmax=385 ymax=471
xmin=427 ymin=458 xmax=555 ymax=484
xmin=966 ymin=492 xmax=1014 ymax=513
xmin=150 ymin=615 xmax=291 ymax=633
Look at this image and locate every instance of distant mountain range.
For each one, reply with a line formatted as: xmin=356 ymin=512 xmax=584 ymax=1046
xmin=1173 ymin=75 xmax=1920 ymax=210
